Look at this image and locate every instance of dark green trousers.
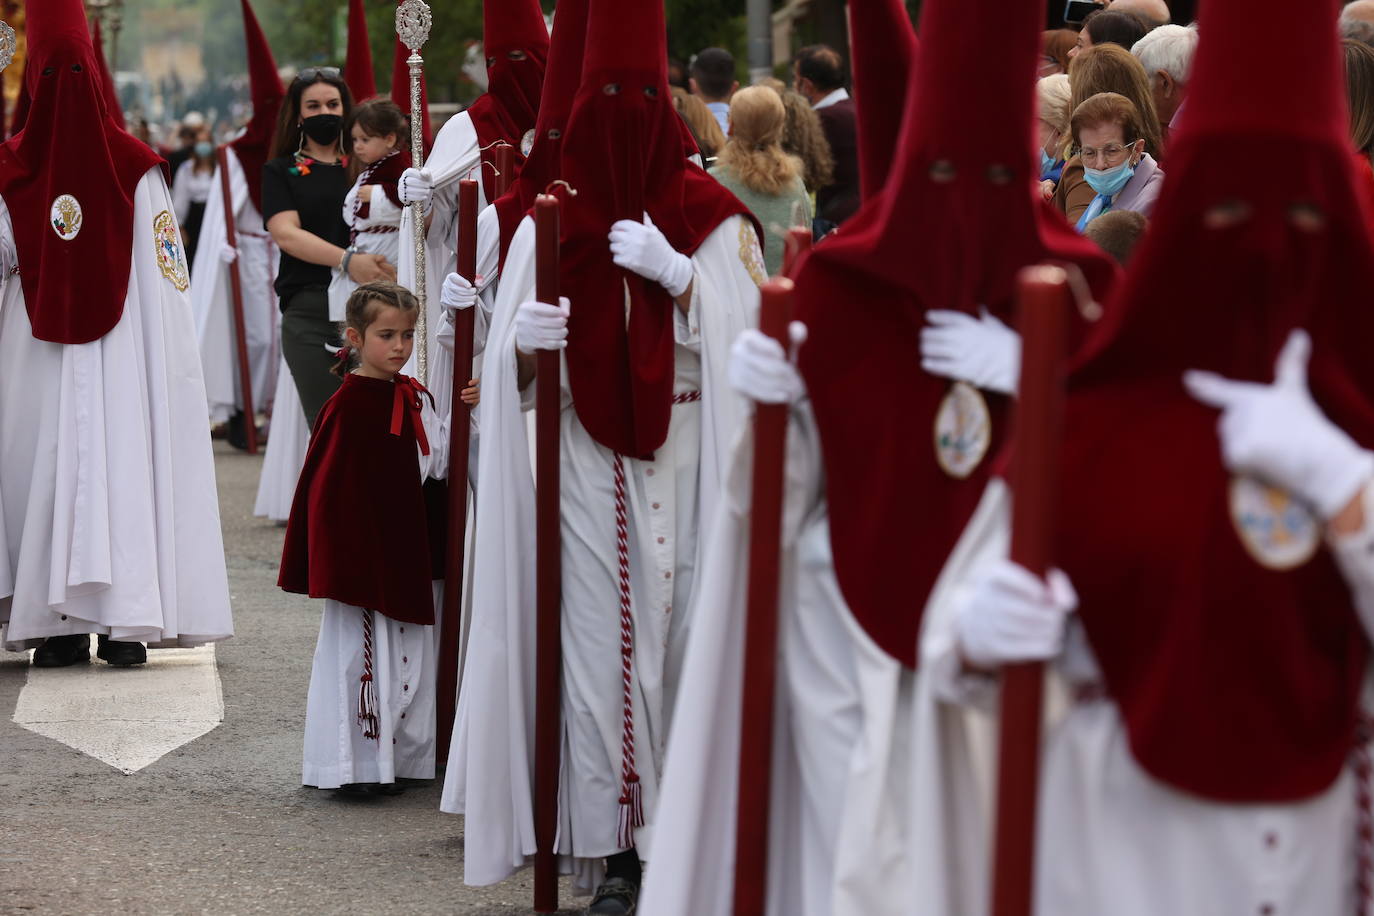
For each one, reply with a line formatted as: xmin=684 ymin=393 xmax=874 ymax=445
xmin=280 ymin=288 xmax=342 ymax=428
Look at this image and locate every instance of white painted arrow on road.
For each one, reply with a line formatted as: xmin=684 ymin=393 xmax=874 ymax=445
xmin=12 ymin=645 xmax=224 ymax=774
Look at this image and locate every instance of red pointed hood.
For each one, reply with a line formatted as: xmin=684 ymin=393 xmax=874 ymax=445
xmin=555 ymin=0 xmax=755 ymax=459
xmin=0 ymin=0 xmax=163 ymax=344
xmin=1054 ymin=0 xmax=1374 ymax=803
xmin=790 ymin=0 xmax=1116 ymax=667
xmin=229 ymin=0 xmax=284 ymax=213
xmin=345 ymin=0 xmax=378 ymax=101
xmin=391 ymin=33 xmax=432 ymax=155
xmin=91 ymin=18 xmax=123 ymax=129
xmin=492 ymin=0 xmax=588 ymax=264
xmin=848 ymin=0 xmax=917 ymax=200
xmin=467 ymin=0 xmax=549 ymax=201
xmin=10 ymin=64 xmax=31 ymax=136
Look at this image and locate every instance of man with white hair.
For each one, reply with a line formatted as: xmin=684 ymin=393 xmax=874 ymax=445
xmin=1110 ymin=0 xmax=1171 ymax=28
xmin=1133 ymin=23 xmax=1198 ymax=145
xmin=1341 ymin=0 xmax=1374 ymax=46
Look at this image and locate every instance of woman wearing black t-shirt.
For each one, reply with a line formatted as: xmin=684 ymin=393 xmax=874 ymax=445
xmin=262 ymin=68 xmax=396 ymax=426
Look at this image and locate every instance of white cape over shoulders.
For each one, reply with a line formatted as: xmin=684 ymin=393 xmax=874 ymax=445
xmin=0 ymin=169 xmax=233 ymax=649
xmin=191 ymin=145 xmax=279 ymax=425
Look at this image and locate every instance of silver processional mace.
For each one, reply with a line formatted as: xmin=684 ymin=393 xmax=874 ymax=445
xmin=397 ymin=0 xmax=432 ymax=384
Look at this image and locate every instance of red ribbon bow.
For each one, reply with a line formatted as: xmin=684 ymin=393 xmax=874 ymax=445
xmin=390 ymin=374 xmax=433 ymax=456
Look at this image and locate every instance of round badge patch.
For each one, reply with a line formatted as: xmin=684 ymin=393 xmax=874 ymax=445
xmin=933 ymin=381 xmax=992 ymax=479
xmin=520 ymin=129 xmax=536 ymax=157
xmin=50 ymin=195 xmax=83 ymax=241
xmin=1228 ymin=475 xmax=1319 ymax=571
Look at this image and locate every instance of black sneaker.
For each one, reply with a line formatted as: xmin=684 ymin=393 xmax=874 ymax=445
xmin=32 ymin=634 xmax=90 ymax=667
xmin=586 ymin=877 xmax=638 ymax=916
xmin=96 ymin=634 xmax=147 ymax=667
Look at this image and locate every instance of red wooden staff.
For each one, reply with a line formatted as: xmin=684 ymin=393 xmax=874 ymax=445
xmin=435 ymin=178 xmax=480 ymax=766
xmin=990 ymin=264 xmax=1072 ymax=916
xmin=781 ymin=226 xmax=812 ymax=279
xmin=216 ymin=146 xmax=259 ymax=454
xmin=493 ymin=143 xmax=517 ymax=199
xmin=731 ymin=277 xmax=797 ymax=915
xmin=533 ymin=194 xmax=563 ymax=915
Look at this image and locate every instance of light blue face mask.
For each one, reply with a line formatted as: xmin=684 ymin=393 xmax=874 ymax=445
xmin=1084 ymin=158 xmax=1135 ymax=198
xmin=1039 ymin=148 xmax=1057 ymax=179
xmin=194 ymin=141 xmax=214 ymax=158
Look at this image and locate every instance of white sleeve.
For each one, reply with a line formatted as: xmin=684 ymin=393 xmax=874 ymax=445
xmin=1326 ymin=479 xmax=1374 ymax=643
xmin=172 ymin=162 xmax=193 ymax=225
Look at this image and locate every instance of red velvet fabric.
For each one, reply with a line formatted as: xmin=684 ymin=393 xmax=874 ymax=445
xmin=229 ymin=0 xmax=284 ymax=215
xmin=0 ymin=0 xmax=163 ymax=345
xmin=9 ymin=65 xmax=30 ymax=137
xmin=556 ymin=0 xmax=756 ymax=460
xmin=793 ymin=0 xmax=1117 ymax=668
xmin=848 ymin=0 xmax=916 ymax=201
xmin=358 ymin=150 xmax=411 ymax=213
xmin=466 ymin=0 xmax=549 ymax=203
xmin=1055 ymin=0 xmax=1374 ymax=802
xmin=344 ymin=0 xmax=378 ymax=102
xmin=91 ymin=19 xmax=123 ymax=129
xmin=492 ymin=0 xmax=588 ymax=268
xmin=279 ymin=373 xmax=443 ymax=626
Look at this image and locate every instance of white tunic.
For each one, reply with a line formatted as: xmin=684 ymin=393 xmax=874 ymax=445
xmin=190 ymin=146 xmax=280 ymax=425
xmin=252 ymin=354 xmax=309 ymax=524
xmin=641 ymin=402 xmax=989 ymax=916
xmin=441 ymin=213 xmax=761 ymax=889
xmin=0 ymin=170 xmax=233 ymax=649
xmin=930 ymin=478 xmax=1374 ymax=916
xmin=327 ymin=166 xmax=404 ymax=323
xmin=300 ymin=393 xmax=449 ymax=787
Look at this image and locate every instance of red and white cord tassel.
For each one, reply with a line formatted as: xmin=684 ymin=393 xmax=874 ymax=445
xmin=1356 ymin=712 xmax=1373 ymax=916
xmin=613 ymin=454 xmax=643 ymax=849
xmin=357 ymin=608 xmax=380 ymax=741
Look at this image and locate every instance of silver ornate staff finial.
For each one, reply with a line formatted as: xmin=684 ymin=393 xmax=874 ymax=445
xmin=397 ymin=0 xmax=433 ymax=384
xmin=0 ymin=21 xmax=17 ymax=73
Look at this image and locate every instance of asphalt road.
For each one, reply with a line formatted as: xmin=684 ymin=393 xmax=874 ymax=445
xmin=0 ymin=442 xmax=581 ymax=915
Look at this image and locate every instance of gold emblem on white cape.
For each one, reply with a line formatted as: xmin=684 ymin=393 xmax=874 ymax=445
xmin=50 ymin=195 xmax=83 ymax=241
xmin=738 ymin=220 xmax=767 ymax=286
xmin=1228 ymin=475 xmax=1319 ymax=571
xmin=153 ymin=210 xmax=190 ymax=292
xmin=934 ymin=381 xmax=992 ymax=479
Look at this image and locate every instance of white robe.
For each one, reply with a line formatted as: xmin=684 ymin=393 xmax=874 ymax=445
xmin=442 ymin=213 xmax=761 ymax=889
xmin=190 ymin=146 xmax=280 ymax=425
xmin=0 ymin=170 xmax=233 ymax=649
xmin=302 ymin=399 xmax=449 ymax=788
xmin=930 ymin=478 xmax=1374 ymax=916
xmin=640 ymin=401 xmax=989 ymax=916
xmin=252 ymin=353 xmax=309 ymax=524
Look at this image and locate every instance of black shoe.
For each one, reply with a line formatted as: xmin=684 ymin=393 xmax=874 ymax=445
xmin=96 ymin=634 xmax=147 ymax=667
xmin=32 ymin=634 xmax=90 ymax=667
xmin=226 ymin=410 xmax=249 ymax=451
xmin=586 ymin=877 xmax=638 ymax=916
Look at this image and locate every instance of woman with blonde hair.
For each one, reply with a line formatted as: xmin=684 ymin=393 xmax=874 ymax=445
xmin=1038 ymin=73 xmax=1072 ymax=198
xmin=671 ymin=86 xmax=726 ymax=162
xmin=709 ymin=85 xmax=812 ymax=275
xmin=774 ymin=86 xmax=835 ymax=193
xmin=1053 ymin=42 xmax=1165 ymax=224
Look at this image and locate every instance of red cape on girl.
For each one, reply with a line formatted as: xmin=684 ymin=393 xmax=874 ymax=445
xmin=279 ymin=373 xmax=443 ymax=626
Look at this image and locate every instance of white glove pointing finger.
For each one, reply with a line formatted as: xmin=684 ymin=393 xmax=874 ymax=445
xmin=1183 ymin=329 xmax=1374 ymax=520
xmin=441 ymin=272 xmax=477 ymax=313
xmin=729 ymin=322 xmax=809 ymax=405
xmin=220 ymin=243 xmax=239 ymax=264
xmin=398 ymin=167 xmax=434 ymax=210
xmin=920 ymin=307 xmax=1022 ymax=395
xmin=515 ymin=296 xmax=570 ymax=354
xmin=609 ymin=212 xmax=694 ymax=298
xmin=957 ymin=559 xmax=1076 ymax=670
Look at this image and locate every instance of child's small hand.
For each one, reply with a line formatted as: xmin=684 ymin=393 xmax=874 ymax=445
xmin=460 ymin=378 xmax=481 ymax=407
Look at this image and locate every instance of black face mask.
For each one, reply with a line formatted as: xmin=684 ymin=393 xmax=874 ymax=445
xmin=300 ymin=113 xmax=342 ymax=147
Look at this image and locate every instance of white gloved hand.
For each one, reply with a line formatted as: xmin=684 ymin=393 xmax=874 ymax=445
xmin=609 ymin=213 xmax=694 ymax=298
xmin=515 ymin=296 xmax=570 ymax=354
xmin=1183 ymin=329 xmax=1374 ymax=520
xmin=728 ymin=323 xmax=809 ymax=405
xmin=398 ymin=167 xmax=434 ymax=209
xmin=441 ymin=272 xmax=477 ymax=314
xmin=920 ymin=307 xmax=1022 ymax=396
xmin=220 ymin=243 xmax=239 ymax=264
xmin=958 ymin=559 xmax=1077 ymax=670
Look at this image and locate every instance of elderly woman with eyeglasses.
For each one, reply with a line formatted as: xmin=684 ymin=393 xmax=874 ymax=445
xmin=1069 ymin=91 xmax=1165 ymax=231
